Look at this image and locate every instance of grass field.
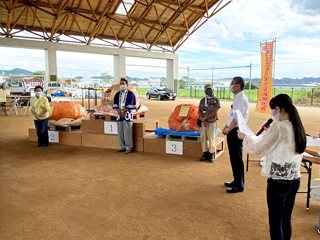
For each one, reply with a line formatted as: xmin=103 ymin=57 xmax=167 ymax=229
xmin=135 ymin=87 xmax=320 ymax=105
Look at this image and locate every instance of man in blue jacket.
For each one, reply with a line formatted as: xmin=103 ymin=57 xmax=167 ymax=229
xmin=113 ymin=78 xmax=136 ymax=154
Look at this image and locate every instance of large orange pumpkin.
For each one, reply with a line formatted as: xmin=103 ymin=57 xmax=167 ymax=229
xmin=49 ymin=101 xmax=85 ymax=121
xmin=168 ymin=104 xmax=200 ymax=132
xmin=101 ymin=84 xmax=140 ymax=111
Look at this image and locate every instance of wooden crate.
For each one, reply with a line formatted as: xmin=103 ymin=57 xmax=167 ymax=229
xmin=90 ymin=112 xmax=147 ymax=121
xmin=48 ymin=125 xmax=81 ymax=132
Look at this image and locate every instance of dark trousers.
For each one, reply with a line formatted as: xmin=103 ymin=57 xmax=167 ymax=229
xmin=267 ymin=178 xmax=300 ymax=240
xmin=34 ymin=118 xmax=49 ymax=146
xmin=227 ymin=127 xmax=244 ymax=189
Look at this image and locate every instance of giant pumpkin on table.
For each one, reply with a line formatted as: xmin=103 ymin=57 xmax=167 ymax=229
xmin=49 ymin=101 xmax=85 ymax=121
xmin=168 ymin=104 xmax=200 ymax=132
xmin=101 ymin=84 xmax=140 ymax=111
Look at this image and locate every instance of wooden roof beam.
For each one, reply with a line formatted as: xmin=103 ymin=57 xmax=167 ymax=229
xmin=154 ymin=0 xmax=206 ymax=12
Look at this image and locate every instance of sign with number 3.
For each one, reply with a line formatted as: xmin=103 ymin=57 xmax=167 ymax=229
xmin=166 ymin=141 xmax=183 ymax=155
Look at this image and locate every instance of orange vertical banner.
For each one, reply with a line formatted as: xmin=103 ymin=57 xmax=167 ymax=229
xmin=256 ymin=41 xmax=274 ymax=114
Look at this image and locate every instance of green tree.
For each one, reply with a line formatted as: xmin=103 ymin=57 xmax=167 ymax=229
xmin=101 ymin=72 xmax=113 ymax=84
xmin=244 ymin=81 xmax=258 ymax=89
xmin=179 ymin=76 xmax=195 ymax=88
xmin=32 ymin=70 xmax=45 ymax=75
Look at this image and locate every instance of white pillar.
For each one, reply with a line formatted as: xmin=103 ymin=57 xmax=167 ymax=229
xmin=114 ymin=54 xmax=126 ymax=84
xmin=166 ymin=58 xmax=178 ymax=92
xmin=45 ymin=48 xmax=57 ymax=81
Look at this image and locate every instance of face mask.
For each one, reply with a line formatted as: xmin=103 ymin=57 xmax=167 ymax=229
xmin=35 ymin=92 xmax=42 ymax=97
xmin=205 ymin=89 xmax=213 ymax=96
xmin=271 ymin=109 xmax=280 ymax=121
xmin=120 ymin=85 xmax=127 ymax=91
xmin=230 ymin=84 xmax=239 ymax=92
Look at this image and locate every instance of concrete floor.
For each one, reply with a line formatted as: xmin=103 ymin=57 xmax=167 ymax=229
xmin=0 ymin=98 xmax=319 ymax=240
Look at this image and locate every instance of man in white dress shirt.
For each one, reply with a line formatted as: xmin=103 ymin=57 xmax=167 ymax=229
xmin=222 ymin=76 xmax=249 ymax=193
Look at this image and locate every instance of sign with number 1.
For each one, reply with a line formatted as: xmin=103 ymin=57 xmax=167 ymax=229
xmin=104 ymin=121 xmax=118 ymax=134
xmin=166 ymin=141 xmax=183 ymax=155
xmin=48 ymin=130 xmax=59 ymax=143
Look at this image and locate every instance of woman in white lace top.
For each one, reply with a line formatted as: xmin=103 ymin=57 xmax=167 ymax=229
xmin=238 ymin=94 xmax=306 ymax=240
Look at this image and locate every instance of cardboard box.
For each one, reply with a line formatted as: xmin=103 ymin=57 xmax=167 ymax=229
xmin=82 ymin=133 xmax=119 ymax=149
xmin=81 ymin=119 xmax=105 ymax=134
xmin=133 ymin=136 xmax=144 ymax=152
xmin=82 ymin=119 xmax=160 ymax=137
xmin=59 ymin=130 xmax=82 ymax=146
xmin=143 ymin=133 xmax=166 ymax=154
xmin=183 ymin=141 xmax=202 ymax=157
xmin=28 ymin=128 xmax=82 ymax=146
xmin=133 ymin=119 xmax=160 ymax=137
xmin=143 ymin=133 xmax=225 ymax=158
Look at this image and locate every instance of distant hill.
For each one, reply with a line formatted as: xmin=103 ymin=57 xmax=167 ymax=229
xmin=126 ymin=75 xmax=148 ymax=81
xmin=1 ymin=68 xmax=33 ymax=75
xmin=249 ymin=77 xmax=320 ymax=84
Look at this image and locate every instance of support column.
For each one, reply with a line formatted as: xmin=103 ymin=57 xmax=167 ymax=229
xmin=114 ymin=54 xmax=126 ymax=84
xmin=45 ymin=48 xmax=57 ymax=81
xmin=166 ymin=57 xmax=178 ymax=93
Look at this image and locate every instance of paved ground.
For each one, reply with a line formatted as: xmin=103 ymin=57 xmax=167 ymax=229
xmin=0 ymin=98 xmax=319 ymax=240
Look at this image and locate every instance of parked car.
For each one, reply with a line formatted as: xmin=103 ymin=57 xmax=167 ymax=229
xmin=44 ymin=81 xmax=64 ymax=94
xmin=65 ymin=87 xmax=79 ymax=97
xmin=27 ymin=86 xmax=35 ymax=93
xmin=84 ymin=89 xmax=102 ymax=98
xmin=146 ymin=87 xmax=176 ymax=101
xmin=2 ymin=77 xmax=28 ymax=94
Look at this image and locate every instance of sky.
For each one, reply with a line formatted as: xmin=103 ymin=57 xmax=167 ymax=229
xmin=0 ymin=0 xmax=320 ymax=81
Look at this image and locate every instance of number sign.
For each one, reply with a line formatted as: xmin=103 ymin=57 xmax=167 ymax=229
xmin=104 ymin=121 xmax=118 ymax=134
xmin=166 ymin=141 xmax=183 ymax=155
xmin=48 ymin=131 xmax=59 ymax=143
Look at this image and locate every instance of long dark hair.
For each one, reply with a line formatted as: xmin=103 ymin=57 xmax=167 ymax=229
xmin=269 ymin=94 xmax=306 ymax=154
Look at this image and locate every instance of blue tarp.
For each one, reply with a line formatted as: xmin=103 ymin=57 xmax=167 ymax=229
xmin=52 ymin=92 xmax=64 ymax=96
xmin=154 ymin=127 xmax=221 ymax=138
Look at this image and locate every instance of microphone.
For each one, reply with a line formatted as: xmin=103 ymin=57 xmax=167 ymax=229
xmin=256 ymin=118 xmax=273 ymax=136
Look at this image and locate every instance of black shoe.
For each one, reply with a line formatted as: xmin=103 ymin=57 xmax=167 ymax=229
xmin=199 ymin=152 xmax=209 ymax=161
xmin=224 ymin=182 xmax=234 ymax=187
xmin=226 ymin=187 xmax=244 ymax=193
xmin=208 ymin=153 xmax=215 ymax=163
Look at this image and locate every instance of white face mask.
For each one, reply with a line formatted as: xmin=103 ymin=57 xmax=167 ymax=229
xmin=271 ymin=109 xmax=280 ymax=121
xmin=229 ymin=85 xmax=238 ymax=92
xmin=35 ymin=92 xmax=42 ymax=97
xmin=120 ymin=85 xmax=127 ymax=91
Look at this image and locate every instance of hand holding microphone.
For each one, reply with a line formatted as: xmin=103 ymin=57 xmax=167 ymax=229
xmin=256 ymin=118 xmax=273 ymax=136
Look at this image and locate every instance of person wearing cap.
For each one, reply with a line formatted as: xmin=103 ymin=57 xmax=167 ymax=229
xmin=198 ymin=83 xmax=221 ymax=163
xmin=222 ymin=76 xmax=249 ymax=193
xmin=113 ymin=78 xmax=136 ymax=154
xmin=30 ymin=85 xmax=50 ymax=147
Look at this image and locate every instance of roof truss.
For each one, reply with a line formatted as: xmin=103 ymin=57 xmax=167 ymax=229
xmin=0 ymin=0 xmax=231 ymax=52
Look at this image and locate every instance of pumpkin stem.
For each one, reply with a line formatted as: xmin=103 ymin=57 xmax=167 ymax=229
xmin=182 ymin=119 xmax=189 ymax=126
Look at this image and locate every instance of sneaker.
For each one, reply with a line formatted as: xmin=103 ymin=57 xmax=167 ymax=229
xmin=125 ymin=150 xmax=132 ymax=154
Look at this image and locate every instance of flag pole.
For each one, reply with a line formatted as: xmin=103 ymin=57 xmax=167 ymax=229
xmin=272 ymin=38 xmax=276 ymax=97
